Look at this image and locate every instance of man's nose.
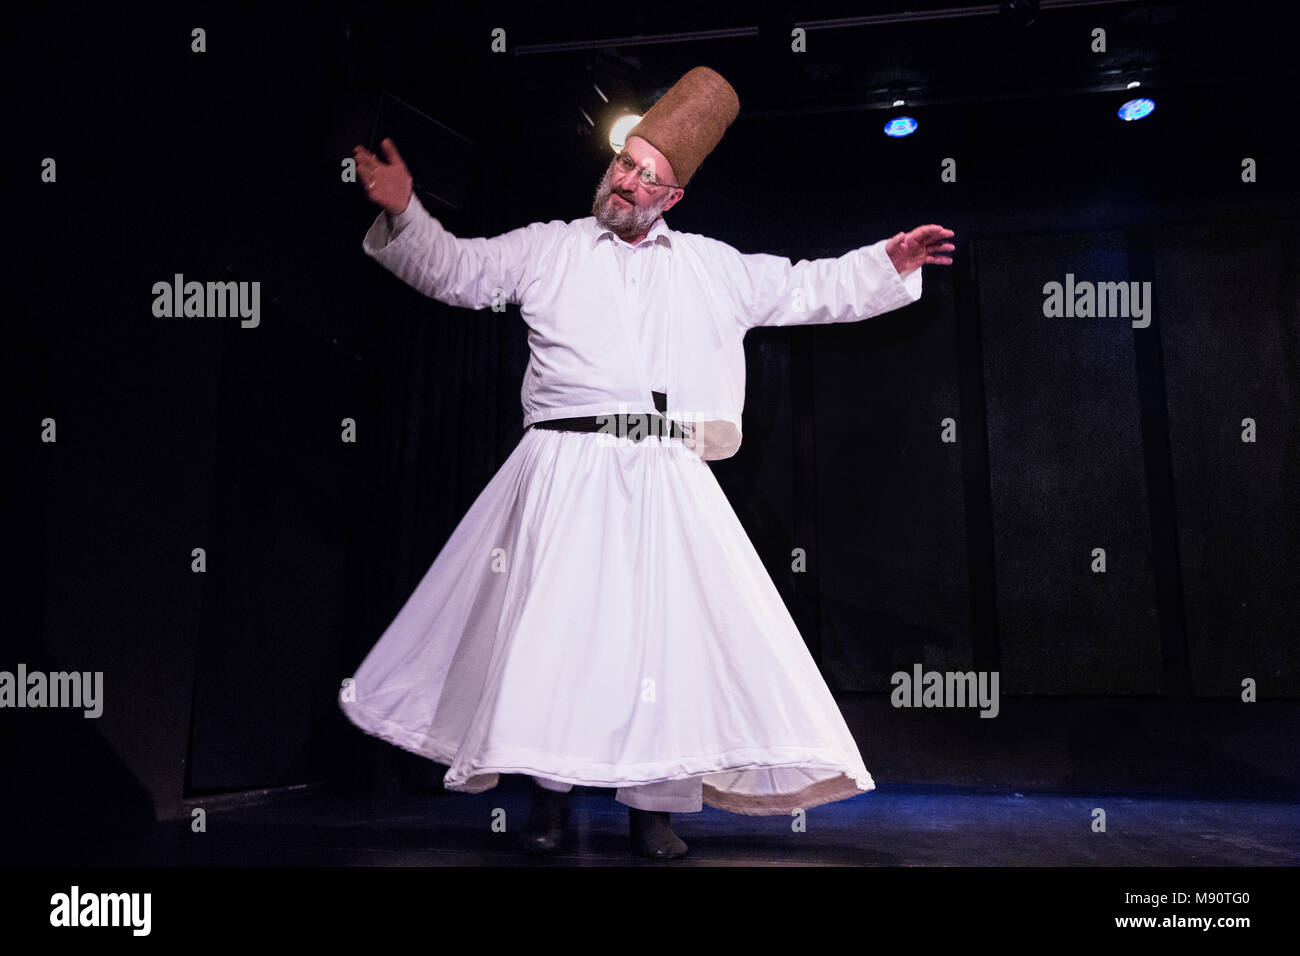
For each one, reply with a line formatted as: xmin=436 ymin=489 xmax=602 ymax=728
xmin=612 ymin=169 xmax=638 ymax=194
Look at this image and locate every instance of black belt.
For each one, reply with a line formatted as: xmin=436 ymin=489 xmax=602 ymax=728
xmin=530 ymin=390 xmax=693 ymax=442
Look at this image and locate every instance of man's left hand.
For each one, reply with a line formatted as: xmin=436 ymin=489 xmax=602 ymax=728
xmin=886 ymin=225 xmax=956 ymax=274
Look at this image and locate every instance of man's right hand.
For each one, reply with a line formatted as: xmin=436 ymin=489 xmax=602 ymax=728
xmin=353 ymin=137 xmax=413 ymax=216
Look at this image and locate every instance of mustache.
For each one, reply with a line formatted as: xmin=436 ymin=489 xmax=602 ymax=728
xmin=598 ymin=170 xmax=635 ymax=204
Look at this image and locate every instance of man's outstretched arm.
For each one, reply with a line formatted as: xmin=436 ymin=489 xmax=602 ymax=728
xmin=739 ymin=224 xmax=955 ymax=329
xmin=354 ymin=138 xmax=540 ymax=312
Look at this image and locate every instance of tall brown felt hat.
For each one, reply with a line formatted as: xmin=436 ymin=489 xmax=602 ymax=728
xmin=628 ymin=66 xmax=740 ymax=187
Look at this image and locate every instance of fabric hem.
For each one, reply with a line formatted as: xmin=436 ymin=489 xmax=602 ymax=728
xmin=702 ymin=774 xmax=873 ymax=817
xmin=340 ymin=697 xmax=873 ymax=816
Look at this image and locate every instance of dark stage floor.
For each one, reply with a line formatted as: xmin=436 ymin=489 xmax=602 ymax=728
xmin=122 ymin=783 xmax=1299 ymax=867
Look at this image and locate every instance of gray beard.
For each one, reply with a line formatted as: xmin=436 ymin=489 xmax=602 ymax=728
xmin=590 ymin=165 xmax=671 ymax=241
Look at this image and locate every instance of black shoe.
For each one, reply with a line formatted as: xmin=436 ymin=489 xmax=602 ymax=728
xmin=628 ymin=807 xmax=688 ymax=860
xmin=518 ymin=786 xmax=572 ymax=854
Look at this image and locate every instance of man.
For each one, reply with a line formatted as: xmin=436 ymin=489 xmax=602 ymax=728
xmin=344 ymin=66 xmax=954 ymax=860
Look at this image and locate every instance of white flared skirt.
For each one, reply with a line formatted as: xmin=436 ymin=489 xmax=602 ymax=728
xmin=339 ymin=425 xmax=874 ymax=815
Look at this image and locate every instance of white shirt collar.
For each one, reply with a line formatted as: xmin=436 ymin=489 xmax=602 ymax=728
xmin=591 ymin=213 xmax=673 ymax=251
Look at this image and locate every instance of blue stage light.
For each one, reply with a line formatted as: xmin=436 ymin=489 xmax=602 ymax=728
xmin=884 ymin=115 xmax=919 ymax=137
xmin=1117 ymin=97 xmax=1156 ymax=121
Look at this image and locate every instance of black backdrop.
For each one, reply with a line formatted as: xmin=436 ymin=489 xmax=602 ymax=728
xmin=6 ymin=2 xmax=1298 ymax=857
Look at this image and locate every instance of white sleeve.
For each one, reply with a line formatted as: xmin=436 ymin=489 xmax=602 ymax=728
xmin=362 ymin=193 xmax=541 ymax=311
xmin=383 ymin=195 xmax=421 ymax=240
xmin=741 ymin=238 xmax=922 ymax=329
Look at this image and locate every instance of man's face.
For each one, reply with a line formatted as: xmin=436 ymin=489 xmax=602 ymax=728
xmin=591 ymin=135 xmax=684 ymax=240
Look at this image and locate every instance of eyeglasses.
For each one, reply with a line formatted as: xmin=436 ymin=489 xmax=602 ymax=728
xmin=612 ymin=151 xmax=681 ymax=191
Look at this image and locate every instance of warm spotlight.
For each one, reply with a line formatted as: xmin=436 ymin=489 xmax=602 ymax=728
xmin=609 ymin=114 xmax=643 ymax=151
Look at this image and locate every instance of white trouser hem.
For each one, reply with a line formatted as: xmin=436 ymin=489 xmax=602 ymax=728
xmin=531 ymin=775 xmax=703 ymax=812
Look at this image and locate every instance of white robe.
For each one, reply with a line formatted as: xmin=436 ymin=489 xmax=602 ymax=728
xmin=339 ymin=196 xmax=923 ymax=815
